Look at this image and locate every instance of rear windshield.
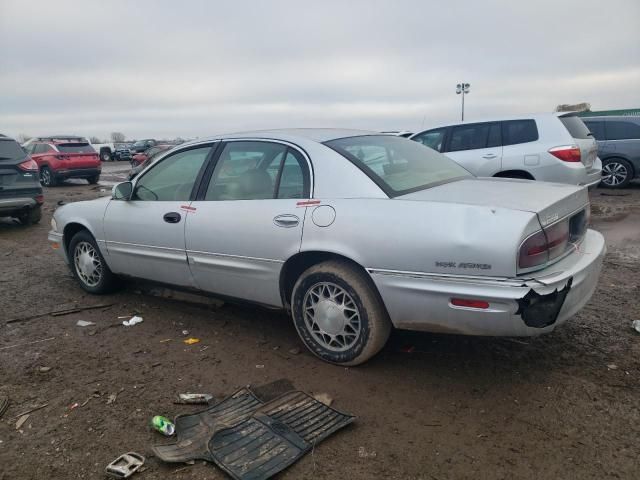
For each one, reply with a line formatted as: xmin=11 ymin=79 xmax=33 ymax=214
xmin=0 ymin=138 xmax=27 ymax=160
xmin=56 ymin=143 xmax=96 ymax=154
xmin=325 ymin=135 xmax=472 ymax=197
xmin=559 ymin=115 xmax=592 ymax=139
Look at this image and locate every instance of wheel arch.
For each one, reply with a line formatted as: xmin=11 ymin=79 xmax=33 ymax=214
xmin=493 ymin=170 xmax=535 ymax=180
xmin=62 ymin=221 xmax=98 ymax=255
xmin=279 ymin=250 xmax=386 ymax=313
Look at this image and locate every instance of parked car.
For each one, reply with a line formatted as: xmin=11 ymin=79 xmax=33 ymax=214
xmin=24 ymin=137 xmax=101 ymax=186
xmin=0 ymin=134 xmax=43 ymax=224
xmin=410 ymin=112 xmax=602 ymax=188
xmin=131 ymin=139 xmax=157 ymax=153
xmin=112 ymin=143 xmax=133 ymax=162
xmin=581 ymin=115 xmax=640 ymax=188
xmin=381 ymin=130 xmax=414 ymax=138
xmin=128 ymin=145 xmax=174 ymax=180
xmin=130 ymin=144 xmax=172 ymax=167
xmin=48 ymin=129 xmax=605 ymax=365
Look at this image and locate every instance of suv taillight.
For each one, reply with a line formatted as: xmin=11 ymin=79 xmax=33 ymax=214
xmin=548 ymin=145 xmax=581 ymax=162
xmin=18 ymin=158 xmax=39 ymax=171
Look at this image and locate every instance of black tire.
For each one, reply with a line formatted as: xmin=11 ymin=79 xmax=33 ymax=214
xmin=40 ymin=166 xmax=56 ymax=187
xmin=100 ymin=149 xmax=112 ymax=162
xmin=68 ymin=230 xmax=117 ymax=294
xmin=88 ymin=175 xmax=99 ymax=185
xmin=291 ymin=260 xmax=391 ymax=366
xmin=601 ymin=158 xmax=633 ymax=188
xmin=18 ymin=206 xmax=42 ymax=225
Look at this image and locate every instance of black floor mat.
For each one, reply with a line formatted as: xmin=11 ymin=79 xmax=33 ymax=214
xmin=152 ymin=388 xmax=263 ymax=463
xmin=208 ymin=412 xmax=310 ymax=480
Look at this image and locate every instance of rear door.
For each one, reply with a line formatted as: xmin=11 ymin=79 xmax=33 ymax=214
xmin=443 ymin=122 xmax=502 ymax=176
xmin=604 ymin=118 xmax=640 ymax=166
xmin=558 ymin=114 xmax=598 ymax=168
xmin=185 ymin=140 xmax=311 ymax=307
xmin=500 ymin=119 xmax=541 ymax=173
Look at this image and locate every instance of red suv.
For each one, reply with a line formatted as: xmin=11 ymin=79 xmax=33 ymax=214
xmin=25 ymin=136 xmax=101 ymax=187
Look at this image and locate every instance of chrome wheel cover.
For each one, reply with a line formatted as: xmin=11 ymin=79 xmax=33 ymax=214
xmin=602 ymin=162 xmax=628 ymax=186
xmin=303 ymin=282 xmax=362 ymax=352
xmin=73 ymin=241 xmax=103 ymax=287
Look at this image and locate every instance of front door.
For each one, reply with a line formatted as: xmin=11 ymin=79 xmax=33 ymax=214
xmin=103 ymin=145 xmax=213 ymax=286
xmin=444 ymin=122 xmax=502 ymax=176
xmin=186 ymin=140 xmax=311 ymax=306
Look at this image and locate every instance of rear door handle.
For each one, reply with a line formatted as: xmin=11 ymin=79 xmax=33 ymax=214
xmin=273 ymin=214 xmax=299 ymax=228
xmin=482 ymin=153 xmax=497 ymax=159
xmin=163 ymin=212 xmax=181 ymax=224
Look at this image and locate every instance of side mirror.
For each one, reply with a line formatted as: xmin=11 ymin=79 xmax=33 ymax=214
xmin=112 ymin=181 xmax=133 ymax=200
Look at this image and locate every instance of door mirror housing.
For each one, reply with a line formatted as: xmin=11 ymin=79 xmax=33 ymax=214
xmin=112 ymin=181 xmax=133 ymax=200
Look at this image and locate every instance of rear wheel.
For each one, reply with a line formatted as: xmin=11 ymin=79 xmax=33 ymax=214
xmin=100 ymin=149 xmax=112 ymax=162
xmin=68 ymin=230 xmax=117 ymax=294
xmin=18 ymin=206 xmax=41 ymax=225
xmin=88 ymin=175 xmax=99 ymax=185
xmin=601 ymin=158 xmax=633 ymax=188
xmin=40 ymin=167 xmax=56 ymax=187
xmin=291 ymin=260 xmax=391 ymax=366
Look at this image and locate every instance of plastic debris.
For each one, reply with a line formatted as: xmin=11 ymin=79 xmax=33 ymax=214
xmin=255 ymin=364 xmax=265 ymax=369
xmin=15 ymin=414 xmax=30 ymax=430
xmin=38 ymin=366 xmax=52 ymax=373
xmin=632 ymin=320 xmax=640 ymax=334
xmin=69 ymin=402 xmax=79 ymax=410
xmin=183 ymin=338 xmax=200 ymax=345
xmin=106 ymin=452 xmax=145 ymax=479
xmin=313 ymin=393 xmax=334 ymax=406
xmin=181 ymin=330 xmax=189 ymax=336
xmin=76 ymin=320 xmax=95 ymax=327
xmin=607 ymin=364 xmax=618 ymax=370
xmin=176 ymin=393 xmax=213 ymax=405
xmin=151 ymin=415 xmax=175 ymax=436
xmin=122 ymin=316 xmax=143 ymax=327
xmin=288 ymin=347 xmax=301 ymax=355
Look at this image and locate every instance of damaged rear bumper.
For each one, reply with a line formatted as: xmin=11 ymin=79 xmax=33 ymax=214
xmin=369 ymin=229 xmax=606 ymax=336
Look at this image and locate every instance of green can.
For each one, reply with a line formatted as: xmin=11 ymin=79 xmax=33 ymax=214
xmin=151 ymin=415 xmax=175 ymax=436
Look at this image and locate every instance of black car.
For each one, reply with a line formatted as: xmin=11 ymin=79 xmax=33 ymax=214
xmin=131 ymin=139 xmax=156 ymax=153
xmin=0 ymin=134 xmax=44 ymax=225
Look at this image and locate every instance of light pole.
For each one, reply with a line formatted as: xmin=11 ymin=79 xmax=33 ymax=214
xmin=456 ymin=82 xmax=470 ymax=121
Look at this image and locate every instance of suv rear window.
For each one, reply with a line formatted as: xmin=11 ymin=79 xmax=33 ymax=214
xmin=0 ymin=138 xmax=27 ymax=160
xmin=503 ymin=120 xmax=538 ymax=145
xmin=56 ymin=143 xmax=96 ymax=154
xmin=606 ymin=120 xmax=640 ymax=140
xmin=559 ymin=115 xmax=591 ymax=139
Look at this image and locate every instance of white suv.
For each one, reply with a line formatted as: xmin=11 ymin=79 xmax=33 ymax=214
xmin=410 ymin=112 xmax=602 ymax=188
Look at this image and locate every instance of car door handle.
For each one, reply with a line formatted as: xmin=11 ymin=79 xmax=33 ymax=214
xmin=482 ymin=153 xmax=497 ymax=159
xmin=273 ymin=214 xmax=299 ymax=228
xmin=163 ymin=212 xmax=182 ymax=224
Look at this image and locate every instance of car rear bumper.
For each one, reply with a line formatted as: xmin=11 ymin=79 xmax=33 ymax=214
xmin=0 ymin=196 xmax=39 ymax=215
xmin=369 ymin=229 xmax=605 ymax=336
xmin=55 ymin=168 xmax=101 ymax=180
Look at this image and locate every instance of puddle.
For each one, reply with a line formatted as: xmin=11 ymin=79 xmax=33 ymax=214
xmin=592 ymin=213 xmax=640 ymax=249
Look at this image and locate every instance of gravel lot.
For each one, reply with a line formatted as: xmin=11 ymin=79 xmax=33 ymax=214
xmin=1 ymin=165 xmax=639 ymax=480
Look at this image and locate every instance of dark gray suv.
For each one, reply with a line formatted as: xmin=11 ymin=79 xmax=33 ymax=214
xmin=582 ymin=116 xmax=640 ymax=188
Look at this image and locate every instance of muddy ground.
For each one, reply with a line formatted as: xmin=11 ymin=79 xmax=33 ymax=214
xmin=1 ymin=164 xmax=639 ymax=480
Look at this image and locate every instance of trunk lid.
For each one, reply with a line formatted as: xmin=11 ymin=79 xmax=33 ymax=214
xmin=398 ymin=177 xmax=588 ymax=227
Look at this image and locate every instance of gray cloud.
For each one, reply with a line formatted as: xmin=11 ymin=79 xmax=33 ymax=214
xmin=1 ymin=0 xmax=639 ymax=139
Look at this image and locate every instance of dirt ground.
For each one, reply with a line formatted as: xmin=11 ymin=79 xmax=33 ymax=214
xmin=1 ymin=165 xmax=639 ymax=480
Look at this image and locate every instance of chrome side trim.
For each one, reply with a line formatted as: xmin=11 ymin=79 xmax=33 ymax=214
xmin=186 ymin=249 xmax=284 ymax=264
xmin=367 ymin=268 xmax=530 ymax=288
xmin=106 ymin=240 xmax=184 ymax=252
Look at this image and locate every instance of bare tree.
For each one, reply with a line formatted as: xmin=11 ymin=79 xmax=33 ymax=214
xmin=110 ymin=132 xmax=126 ymax=143
xmin=89 ymin=136 xmax=102 ymax=144
xmin=555 ymin=102 xmax=591 ymax=113
xmin=17 ymin=133 xmax=32 ymax=143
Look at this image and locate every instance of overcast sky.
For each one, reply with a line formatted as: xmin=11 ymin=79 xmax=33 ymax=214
xmin=1 ymin=0 xmax=639 ymax=140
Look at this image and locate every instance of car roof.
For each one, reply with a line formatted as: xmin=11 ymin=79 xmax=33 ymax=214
xmin=183 ymin=128 xmax=379 ymax=147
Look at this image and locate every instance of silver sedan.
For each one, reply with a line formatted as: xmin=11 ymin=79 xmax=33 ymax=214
xmin=48 ymin=129 xmax=606 ymax=365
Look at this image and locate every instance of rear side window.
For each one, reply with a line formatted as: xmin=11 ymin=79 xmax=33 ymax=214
xmin=583 ymin=120 xmax=605 ymax=140
xmin=502 ymin=120 xmax=538 ymax=146
xmin=559 ymin=115 xmax=591 ymax=139
xmin=0 ymin=138 xmax=27 ymax=160
xmin=448 ymin=123 xmax=493 ymax=152
xmin=606 ymin=120 xmax=640 ymax=140
xmin=56 ymin=143 xmax=96 ymax=154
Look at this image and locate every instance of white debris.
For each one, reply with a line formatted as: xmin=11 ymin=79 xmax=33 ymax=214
xmin=76 ymin=320 xmax=96 ymax=327
xmin=122 ymin=315 xmax=143 ymax=327
xmin=632 ymin=320 xmax=640 ymax=334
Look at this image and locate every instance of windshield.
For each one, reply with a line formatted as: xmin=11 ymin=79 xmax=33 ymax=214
xmin=325 ymin=135 xmax=472 ymax=196
xmin=0 ymin=138 xmax=27 ymax=161
xmin=56 ymin=143 xmax=96 ymax=154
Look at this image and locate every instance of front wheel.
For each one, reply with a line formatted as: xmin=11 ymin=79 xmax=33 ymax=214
xmin=601 ymin=158 xmax=633 ymax=188
xmin=18 ymin=206 xmax=42 ymax=225
xmin=291 ymin=260 xmax=391 ymax=366
xmin=68 ymin=230 xmax=118 ymax=294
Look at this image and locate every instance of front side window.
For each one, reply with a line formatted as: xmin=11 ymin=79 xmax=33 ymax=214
xmin=606 ymin=120 xmax=640 ymax=140
xmin=326 ymin=135 xmax=471 ymax=197
xmin=502 ymin=120 xmax=538 ymax=146
xmin=448 ymin=123 xmax=492 ymax=152
xmin=133 ymin=146 xmax=211 ymax=201
xmin=204 ymin=141 xmax=309 ymax=201
xmin=412 ymin=128 xmax=447 ymax=152
xmin=583 ymin=120 xmax=605 ymax=140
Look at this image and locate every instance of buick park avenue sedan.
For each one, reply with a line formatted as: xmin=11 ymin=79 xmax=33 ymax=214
xmin=48 ymin=129 xmax=605 ymax=365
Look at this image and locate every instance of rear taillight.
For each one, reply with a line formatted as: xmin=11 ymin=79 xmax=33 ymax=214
xmin=548 ymin=145 xmax=581 ymax=162
xmin=35 ymin=194 xmax=44 ymax=204
xmin=519 ymin=218 xmax=571 ymax=270
xmin=18 ymin=159 xmax=39 ymax=171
